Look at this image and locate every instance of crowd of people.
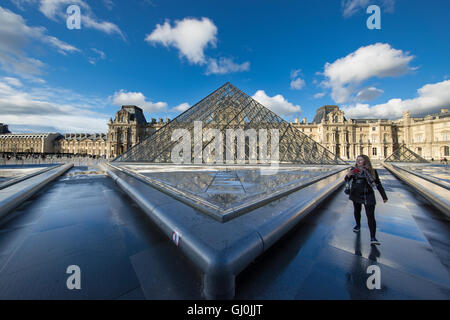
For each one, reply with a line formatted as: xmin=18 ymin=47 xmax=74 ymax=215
xmin=0 ymin=152 xmax=107 ymax=165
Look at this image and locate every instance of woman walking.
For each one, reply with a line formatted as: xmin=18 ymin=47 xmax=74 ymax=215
xmin=345 ymin=155 xmax=388 ymax=245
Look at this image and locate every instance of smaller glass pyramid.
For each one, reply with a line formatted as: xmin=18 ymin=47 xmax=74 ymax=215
xmin=384 ymin=144 xmax=429 ymax=163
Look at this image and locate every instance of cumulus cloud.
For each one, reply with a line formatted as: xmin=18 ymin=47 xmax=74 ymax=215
xmin=206 ymin=57 xmax=250 ymax=75
xmin=0 ymin=78 xmax=109 ymax=132
xmin=172 ymin=102 xmax=190 ymax=113
xmin=252 ymin=90 xmax=301 ymax=117
xmin=356 ymin=87 xmax=384 ymax=101
xmin=342 ymin=80 xmax=450 ymax=119
xmin=0 ymin=6 xmax=79 ymax=77
xmin=146 ymin=17 xmax=248 ymax=75
xmin=12 ymin=0 xmax=125 ymax=39
xmin=290 ymin=69 xmax=305 ymax=90
xmin=342 ymin=0 xmax=395 ymax=18
xmin=322 ymin=43 xmax=414 ymax=103
xmin=146 ymin=17 xmax=217 ymax=65
xmin=314 ymin=92 xmax=326 ymax=99
xmin=290 ymin=78 xmax=305 ymax=90
xmin=111 ymin=90 xmax=168 ymax=113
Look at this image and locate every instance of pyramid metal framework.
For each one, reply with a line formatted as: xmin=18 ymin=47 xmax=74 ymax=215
xmin=384 ymin=144 xmax=429 ymax=163
xmin=114 ymin=82 xmax=345 ymax=164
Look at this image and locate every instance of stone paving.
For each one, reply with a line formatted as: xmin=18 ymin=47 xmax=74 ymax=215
xmin=0 ymin=165 xmax=448 ymax=299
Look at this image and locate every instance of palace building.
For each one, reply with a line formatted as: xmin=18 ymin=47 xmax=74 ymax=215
xmin=0 ymin=104 xmax=448 ymax=161
xmin=0 ymin=133 xmax=61 ymax=154
xmin=292 ymin=106 xmax=450 ymax=161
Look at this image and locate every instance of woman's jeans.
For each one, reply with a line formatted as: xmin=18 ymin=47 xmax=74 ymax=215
xmin=353 ymin=201 xmax=376 ymax=238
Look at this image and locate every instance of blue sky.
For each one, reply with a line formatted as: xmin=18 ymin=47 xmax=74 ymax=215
xmin=0 ymin=0 xmax=449 ymax=133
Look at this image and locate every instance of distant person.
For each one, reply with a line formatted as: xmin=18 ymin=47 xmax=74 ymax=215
xmin=345 ymin=155 xmax=388 ymax=246
xmin=444 ymin=158 xmax=448 ymax=165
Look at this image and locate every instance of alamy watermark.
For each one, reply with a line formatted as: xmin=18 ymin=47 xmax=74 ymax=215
xmin=171 ymin=121 xmax=279 ymax=175
xmin=366 ymin=265 xmax=381 ymax=290
xmin=66 ymin=5 xmax=81 ymax=30
xmin=366 ymin=5 xmax=381 ymax=30
xmin=66 ymin=265 xmax=81 ymax=290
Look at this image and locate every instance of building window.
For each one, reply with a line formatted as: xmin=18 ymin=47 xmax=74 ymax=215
xmin=417 ymin=147 xmax=422 ymax=155
xmin=372 ymin=147 xmax=377 ymax=156
xmin=445 ymin=146 xmax=449 ymax=156
xmin=372 ymin=127 xmax=376 ymax=131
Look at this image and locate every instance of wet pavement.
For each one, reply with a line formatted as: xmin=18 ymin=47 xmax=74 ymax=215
xmin=0 ymin=166 xmax=449 ymax=299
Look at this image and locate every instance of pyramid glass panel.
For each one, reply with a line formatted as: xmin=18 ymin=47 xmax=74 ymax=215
xmin=384 ymin=144 xmax=429 ymax=163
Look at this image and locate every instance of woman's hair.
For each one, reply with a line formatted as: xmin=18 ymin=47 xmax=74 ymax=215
xmin=356 ymin=154 xmax=375 ymax=177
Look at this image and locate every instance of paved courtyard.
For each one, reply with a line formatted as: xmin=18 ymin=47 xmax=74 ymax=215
xmin=0 ymin=165 xmax=449 ymax=299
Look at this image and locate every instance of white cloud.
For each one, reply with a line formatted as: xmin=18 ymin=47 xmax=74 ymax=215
xmin=0 ymin=78 xmax=109 ymax=132
xmin=322 ymin=43 xmax=414 ymax=103
xmin=172 ymin=102 xmax=190 ymax=113
xmin=206 ymin=57 xmax=249 ymax=75
xmin=146 ymin=17 xmax=248 ymax=75
xmin=111 ymin=90 xmax=168 ymax=113
xmin=342 ymin=0 xmax=370 ymax=17
xmin=252 ymin=90 xmax=301 ymax=117
xmin=2 ymin=77 xmax=23 ymax=87
xmin=13 ymin=0 xmax=125 ymax=39
xmin=356 ymin=87 xmax=384 ymax=101
xmin=342 ymin=80 xmax=450 ymax=119
xmin=342 ymin=0 xmax=395 ymax=18
xmin=88 ymin=48 xmax=106 ymax=65
xmin=0 ymin=6 xmax=80 ymax=77
xmin=289 ymin=69 xmax=305 ymax=90
xmin=146 ymin=17 xmax=217 ymax=65
xmin=102 ymin=0 xmax=115 ymax=10
xmin=314 ymin=92 xmax=326 ymax=99
xmin=290 ymin=78 xmax=305 ymax=90
xmin=44 ymin=35 xmax=81 ymax=55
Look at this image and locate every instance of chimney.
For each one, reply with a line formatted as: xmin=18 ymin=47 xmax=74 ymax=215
xmin=302 ymin=117 xmax=307 ymax=124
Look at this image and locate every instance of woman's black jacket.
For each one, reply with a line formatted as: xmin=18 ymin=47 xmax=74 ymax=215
xmin=345 ymin=168 xmax=388 ymax=205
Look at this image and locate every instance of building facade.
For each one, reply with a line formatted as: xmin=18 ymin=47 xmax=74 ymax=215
xmin=58 ymin=133 xmax=108 ymax=157
xmin=105 ymin=105 xmax=169 ymax=158
xmin=292 ymin=106 xmax=450 ymax=161
xmin=0 ymin=133 xmax=61 ymax=153
xmin=0 ymin=105 xmax=448 ymax=161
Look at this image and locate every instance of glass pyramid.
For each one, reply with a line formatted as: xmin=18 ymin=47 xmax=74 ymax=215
xmin=114 ymin=82 xmax=345 ymax=165
xmin=384 ymin=144 xmax=429 ymax=163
